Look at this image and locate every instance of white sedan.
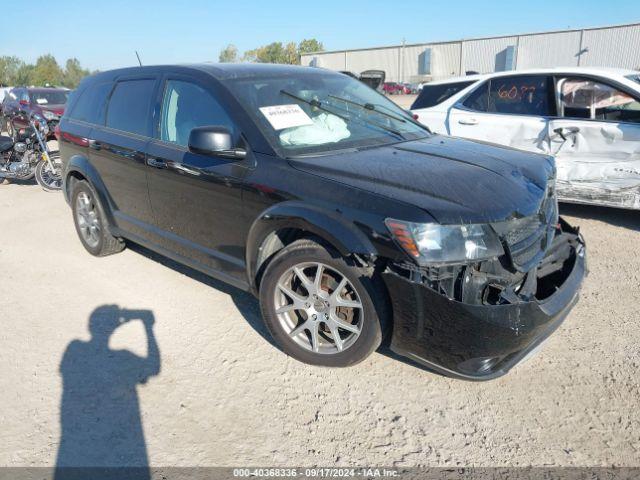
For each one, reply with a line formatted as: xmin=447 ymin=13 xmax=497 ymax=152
xmin=411 ymin=67 xmax=640 ymax=210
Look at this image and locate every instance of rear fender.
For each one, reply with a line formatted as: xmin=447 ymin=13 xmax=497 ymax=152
xmin=64 ymin=154 xmax=116 ymax=228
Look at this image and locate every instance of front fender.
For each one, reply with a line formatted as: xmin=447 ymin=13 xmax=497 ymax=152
xmin=246 ymin=201 xmax=378 ymax=290
xmin=64 ymin=154 xmax=116 ymax=228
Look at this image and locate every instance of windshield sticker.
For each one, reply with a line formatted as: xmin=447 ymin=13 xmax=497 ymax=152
xmin=259 ymin=104 xmax=313 ymax=130
xmin=36 ymin=98 xmax=48 ymax=105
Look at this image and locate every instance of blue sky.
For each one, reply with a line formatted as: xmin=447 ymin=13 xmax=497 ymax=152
xmin=1 ymin=0 xmax=638 ymax=70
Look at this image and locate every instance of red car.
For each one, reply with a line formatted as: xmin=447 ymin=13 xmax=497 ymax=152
xmin=382 ymin=82 xmax=404 ymax=95
xmin=1 ymin=87 xmax=69 ymax=140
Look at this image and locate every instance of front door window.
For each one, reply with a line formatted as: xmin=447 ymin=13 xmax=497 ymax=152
xmin=559 ymin=78 xmax=640 ymax=123
xmin=159 ymin=80 xmax=234 ymax=147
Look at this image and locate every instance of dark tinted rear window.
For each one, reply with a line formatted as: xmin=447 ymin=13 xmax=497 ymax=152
xmin=68 ymin=82 xmax=113 ymax=124
xmin=106 ymin=79 xmax=156 ymax=136
xmin=412 ymin=81 xmax=475 ymax=109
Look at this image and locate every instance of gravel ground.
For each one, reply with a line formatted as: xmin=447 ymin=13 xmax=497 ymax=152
xmin=1 ymin=125 xmax=640 ymax=468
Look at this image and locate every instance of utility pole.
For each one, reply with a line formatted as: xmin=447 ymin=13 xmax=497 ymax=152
xmin=399 ymin=38 xmax=406 ymax=83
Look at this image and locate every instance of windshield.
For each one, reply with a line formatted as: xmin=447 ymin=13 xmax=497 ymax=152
xmin=224 ymin=70 xmax=430 ymax=156
xmin=29 ymin=90 xmax=69 ymax=105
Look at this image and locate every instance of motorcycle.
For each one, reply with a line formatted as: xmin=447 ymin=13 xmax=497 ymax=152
xmin=0 ymin=113 xmax=62 ymax=191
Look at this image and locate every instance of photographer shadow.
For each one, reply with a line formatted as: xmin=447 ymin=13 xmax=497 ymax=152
xmin=54 ymin=305 xmax=160 ymax=480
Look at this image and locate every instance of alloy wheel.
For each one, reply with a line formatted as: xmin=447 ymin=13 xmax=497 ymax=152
xmin=273 ymin=262 xmax=363 ymax=354
xmin=75 ymin=191 xmax=101 ymax=248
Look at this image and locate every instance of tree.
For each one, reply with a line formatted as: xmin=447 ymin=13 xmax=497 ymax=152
xmin=62 ymin=58 xmax=90 ymax=88
xmin=284 ymin=42 xmax=299 ymax=65
xmin=31 ymin=54 xmax=63 ymax=86
xmin=14 ymin=63 xmax=35 ymax=86
xmin=242 ymin=38 xmax=324 ymax=65
xmin=298 ymin=39 xmax=324 ymax=55
xmin=0 ymin=56 xmax=24 ymax=86
xmin=219 ymin=44 xmax=239 ymax=63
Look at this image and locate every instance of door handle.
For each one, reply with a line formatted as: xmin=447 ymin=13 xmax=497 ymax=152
xmin=147 ymin=157 xmax=167 ymax=169
xmin=170 ymin=162 xmax=201 ymax=176
xmin=458 ymin=118 xmax=478 ymax=125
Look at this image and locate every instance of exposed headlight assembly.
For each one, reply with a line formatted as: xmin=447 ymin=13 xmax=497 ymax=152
xmin=385 ymin=219 xmax=504 ymax=266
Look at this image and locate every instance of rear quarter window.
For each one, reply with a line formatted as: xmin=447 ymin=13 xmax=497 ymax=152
xmin=412 ymin=81 xmax=475 ymax=109
xmin=68 ymin=82 xmax=113 ymax=125
xmin=106 ymin=79 xmax=156 ymax=136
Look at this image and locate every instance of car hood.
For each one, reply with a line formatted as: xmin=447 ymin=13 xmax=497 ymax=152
xmin=288 ymin=136 xmax=554 ymax=224
xmin=38 ymin=104 xmax=65 ymax=115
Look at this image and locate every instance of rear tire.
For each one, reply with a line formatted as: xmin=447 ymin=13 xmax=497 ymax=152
xmin=71 ymin=180 xmax=125 ymax=257
xmin=259 ymin=239 xmax=388 ymax=367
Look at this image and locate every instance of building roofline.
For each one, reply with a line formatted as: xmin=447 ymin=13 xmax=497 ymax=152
xmin=300 ymin=21 xmax=640 ymax=57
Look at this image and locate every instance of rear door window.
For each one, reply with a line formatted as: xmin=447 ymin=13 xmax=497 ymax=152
xmin=106 ymin=79 xmax=156 ymax=136
xmin=487 ymin=75 xmax=555 ymax=116
xmin=68 ymin=82 xmax=113 ymax=125
xmin=412 ymin=81 xmax=475 ymax=109
xmin=462 ymin=76 xmax=554 ymax=116
xmin=559 ymin=77 xmax=640 ymax=123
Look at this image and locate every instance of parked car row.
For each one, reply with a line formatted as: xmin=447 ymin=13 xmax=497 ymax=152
xmin=411 ymin=67 xmax=640 ymax=210
xmin=1 ymin=86 xmax=69 ymax=141
xmin=57 ymin=63 xmax=586 ymax=380
xmin=382 ymin=81 xmax=419 ymax=95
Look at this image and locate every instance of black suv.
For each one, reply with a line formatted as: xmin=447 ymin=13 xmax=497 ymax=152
xmin=59 ymin=64 xmax=586 ymax=379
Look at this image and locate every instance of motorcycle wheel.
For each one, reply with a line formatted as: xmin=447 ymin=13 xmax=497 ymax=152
xmin=35 ymin=153 xmax=63 ymax=191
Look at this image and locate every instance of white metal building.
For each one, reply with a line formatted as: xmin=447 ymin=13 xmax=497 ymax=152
xmin=301 ymin=22 xmax=640 ymax=83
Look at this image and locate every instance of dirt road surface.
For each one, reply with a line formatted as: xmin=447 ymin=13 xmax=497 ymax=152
xmin=1 ymin=131 xmax=640 ymax=468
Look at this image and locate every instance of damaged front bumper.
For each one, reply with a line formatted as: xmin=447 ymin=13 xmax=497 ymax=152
xmin=382 ymin=219 xmax=586 ymax=380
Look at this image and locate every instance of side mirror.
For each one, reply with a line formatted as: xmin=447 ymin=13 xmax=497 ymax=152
xmin=188 ymin=126 xmax=246 ymax=160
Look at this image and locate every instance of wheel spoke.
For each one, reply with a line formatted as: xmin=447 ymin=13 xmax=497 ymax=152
xmin=292 ymin=266 xmax=314 ymax=292
xmin=289 ymin=320 xmax=309 ymax=338
xmin=331 ymin=277 xmax=348 ymax=300
xmin=313 ymin=264 xmax=324 ymax=292
xmin=330 ymin=311 xmax=360 ymax=334
xmin=335 ymin=297 xmax=362 ymax=309
xmin=308 ymin=322 xmax=319 ymax=352
xmin=275 ymin=303 xmax=299 ymax=315
xmin=325 ymin=321 xmax=344 ymax=352
xmin=277 ymin=282 xmax=307 ymax=305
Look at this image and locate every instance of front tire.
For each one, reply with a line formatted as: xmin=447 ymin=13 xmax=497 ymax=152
xmin=259 ymin=239 xmax=387 ymax=367
xmin=35 ymin=154 xmax=63 ymax=191
xmin=71 ymin=180 xmax=125 ymax=257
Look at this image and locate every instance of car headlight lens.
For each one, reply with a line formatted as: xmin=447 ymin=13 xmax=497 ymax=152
xmin=42 ymin=110 xmax=56 ymax=121
xmin=385 ymin=219 xmax=504 ymax=265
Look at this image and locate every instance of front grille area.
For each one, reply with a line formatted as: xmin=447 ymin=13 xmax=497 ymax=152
xmin=502 ymin=216 xmax=541 ymax=246
xmin=495 ymin=183 xmax=558 ymax=272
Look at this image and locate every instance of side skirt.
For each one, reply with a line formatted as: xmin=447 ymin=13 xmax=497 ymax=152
xmin=112 ymin=227 xmax=252 ymax=293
